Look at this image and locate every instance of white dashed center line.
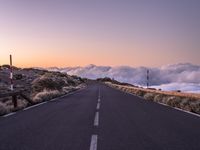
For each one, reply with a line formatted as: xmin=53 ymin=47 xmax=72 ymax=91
xmin=96 ymin=103 xmax=100 ymax=110
xmin=98 ymin=88 xmax=101 ymax=98
xmin=90 ymin=135 xmax=98 ymax=150
xmin=94 ymin=111 xmax=99 ymax=127
xmin=89 ymin=87 xmax=101 ymax=150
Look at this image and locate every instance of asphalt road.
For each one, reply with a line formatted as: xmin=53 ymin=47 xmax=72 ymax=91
xmin=0 ymin=82 xmax=200 ymax=150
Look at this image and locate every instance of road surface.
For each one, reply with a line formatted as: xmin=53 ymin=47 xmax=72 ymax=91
xmin=0 ymin=82 xmax=200 ymax=150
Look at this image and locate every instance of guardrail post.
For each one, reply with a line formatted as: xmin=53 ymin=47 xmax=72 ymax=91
xmin=0 ymin=91 xmax=34 ymax=107
xmin=12 ymin=95 xmax=17 ymax=108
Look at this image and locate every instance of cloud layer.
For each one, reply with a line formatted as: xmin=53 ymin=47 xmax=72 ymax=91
xmin=47 ymin=63 xmax=200 ymax=93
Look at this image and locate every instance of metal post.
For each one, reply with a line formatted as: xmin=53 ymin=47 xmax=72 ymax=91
xmin=10 ymin=54 xmax=14 ymax=91
xmin=147 ymin=69 xmax=149 ymax=88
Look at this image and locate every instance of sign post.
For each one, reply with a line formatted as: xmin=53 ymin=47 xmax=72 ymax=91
xmin=147 ymin=69 xmax=149 ymax=88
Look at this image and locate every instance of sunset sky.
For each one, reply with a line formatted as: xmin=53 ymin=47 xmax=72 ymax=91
xmin=0 ymin=0 xmax=200 ymax=68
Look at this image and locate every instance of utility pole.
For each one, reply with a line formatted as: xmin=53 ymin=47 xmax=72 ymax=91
xmin=147 ymin=69 xmax=149 ymax=88
xmin=10 ymin=54 xmax=14 ymax=91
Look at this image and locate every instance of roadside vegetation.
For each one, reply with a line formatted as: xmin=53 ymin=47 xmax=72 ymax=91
xmin=0 ymin=66 xmax=86 ymax=116
xmin=98 ymin=77 xmax=200 ymax=115
xmin=31 ymin=72 xmax=85 ymax=102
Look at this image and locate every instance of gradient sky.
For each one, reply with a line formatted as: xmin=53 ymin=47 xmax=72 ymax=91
xmin=0 ymin=0 xmax=200 ymax=67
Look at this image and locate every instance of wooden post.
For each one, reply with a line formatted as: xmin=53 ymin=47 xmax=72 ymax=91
xmin=10 ymin=54 xmax=14 ymax=91
xmin=12 ymin=95 xmax=17 ymax=108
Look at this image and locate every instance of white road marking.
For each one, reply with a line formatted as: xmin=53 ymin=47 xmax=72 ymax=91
xmin=89 ymin=88 xmax=100 ymax=150
xmin=96 ymin=103 xmax=100 ymax=110
xmin=98 ymin=88 xmax=100 ymax=99
xmin=49 ymin=97 xmax=59 ymax=102
xmin=1 ymin=88 xmax=86 ymax=118
xmin=158 ymin=102 xmax=200 ymax=117
xmin=90 ymin=135 xmax=98 ymax=150
xmin=157 ymin=102 xmax=168 ymax=107
xmin=94 ymin=112 xmax=99 ymax=127
xmin=3 ymin=112 xmax=16 ymax=117
xmin=111 ymin=86 xmax=200 ymax=118
xmin=173 ymin=107 xmax=200 ymax=117
xmin=23 ymin=102 xmax=47 ymax=111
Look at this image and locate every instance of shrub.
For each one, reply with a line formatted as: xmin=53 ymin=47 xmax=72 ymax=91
xmin=0 ymin=102 xmax=9 ymax=115
xmin=33 ymin=89 xmax=62 ymax=102
xmin=154 ymin=94 xmax=165 ymax=103
xmin=14 ymin=74 xmax=23 ymax=80
xmin=166 ymin=96 xmax=182 ymax=107
xmin=17 ymin=99 xmax=28 ymax=109
xmin=62 ymin=86 xmax=78 ymax=93
xmin=122 ymin=87 xmax=129 ymax=92
xmin=32 ymin=74 xmax=66 ymax=93
xmin=31 ymin=72 xmax=83 ymax=94
xmin=144 ymin=93 xmax=155 ymax=101
xmin=135 ymin=90 xmax=146 ymax=97
xmin=179 ymin=98 xmax=191 ymax=111
xmin=190 ymin=100 xmax=200 ymax=113
xmin=126 ymin=88 xmax=133 ymax=93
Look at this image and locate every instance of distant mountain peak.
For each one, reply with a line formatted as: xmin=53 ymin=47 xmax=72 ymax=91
xmin=85 ymin=64 xmax=96 ymax=68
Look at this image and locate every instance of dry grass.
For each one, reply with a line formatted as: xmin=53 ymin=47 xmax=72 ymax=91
xmin=33 ymin=89 xmax=62 ymax=102
xmin=0 ymin=97 xmax=29 ymax=115
xmin=31 ymin=73 xmax=66 ymax=93
xmin=0 ymin=69 xmax=85 ymax=116
xmin=143 ymin=93 xmax=155 ymax=101
xmin=0 ymin=102 xmax=9 ymax=115
xmin=62 ymin=86 xmax=77 ymax=93
xmin=105 ymin=82 xmax=200 ymax=114
xmin=31 ymin=72 xmax=85 ymax=103
xmin=106 ymin=82 xmax=200 ymax=99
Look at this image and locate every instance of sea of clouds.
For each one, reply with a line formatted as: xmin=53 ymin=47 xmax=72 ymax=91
xmin=47 ymin=63 xmax=200 ymax=93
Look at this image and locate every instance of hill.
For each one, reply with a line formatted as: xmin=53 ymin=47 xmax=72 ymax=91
xmin=0 ymin=66 xmax=86 ymax=115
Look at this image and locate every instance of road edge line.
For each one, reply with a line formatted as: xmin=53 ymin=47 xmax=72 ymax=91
xmin=106 ymin=84 xmax=200 ymax=118
xmin=1 ymin=87 xmax=86 ymax=118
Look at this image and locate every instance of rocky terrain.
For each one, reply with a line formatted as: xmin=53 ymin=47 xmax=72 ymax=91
xmin=0 ymin=65 xmax=86 ymax=115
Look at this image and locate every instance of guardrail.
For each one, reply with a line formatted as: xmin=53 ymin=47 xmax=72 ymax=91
xmin=0 ymin=90 xmax=34 ymax=108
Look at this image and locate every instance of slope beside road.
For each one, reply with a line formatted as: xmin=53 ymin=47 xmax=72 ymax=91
xmin=0 ymin=82 xmax=200 ymax=150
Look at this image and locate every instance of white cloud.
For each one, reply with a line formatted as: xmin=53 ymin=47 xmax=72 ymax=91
xmin=151 ymin=83 xmax=200 ymax=93
xmin=47 ymin=63 xmax=200 ymax=93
